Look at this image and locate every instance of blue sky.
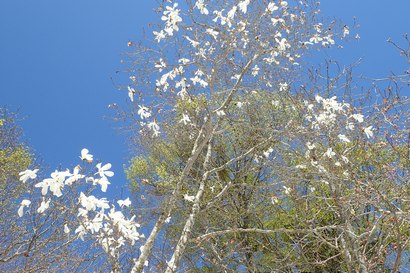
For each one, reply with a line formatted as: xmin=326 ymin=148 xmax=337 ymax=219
xmin=0 ymin=0 xmax=409 ymax=194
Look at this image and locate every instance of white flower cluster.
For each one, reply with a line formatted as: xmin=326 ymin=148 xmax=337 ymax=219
xmin=17 ymin=149 xmax=141 ymax=259
xmin=154 ymin=3 xmax=183 ymax=42
xmin=77 ymin=193 xmax=142 ymax=257
xmin=307 ymin=95 xmax=350 ymax=130
xmin=306 ymin=95 xmax=374 ymax=139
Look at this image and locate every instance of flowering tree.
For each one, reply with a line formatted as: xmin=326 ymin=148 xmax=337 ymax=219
xmin=10 ymin=1 xmax=409 ymax=272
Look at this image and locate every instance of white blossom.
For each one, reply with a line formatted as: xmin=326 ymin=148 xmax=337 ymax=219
xmin=65 ymin=166 xmax=84 ymax=186
xmin=351 ymin=113 xmax=364 ymax=123
xmin=267 ymin=2 xmax=279 ymax=12
xmin=185 ymin=36 xmax=200 ymax=47
xmin=35 ymin=170 xmax=70 ymax=197
xmin=238 ymin=0 xmax=251 ymax=14
xmin=161 ymin=3 xmax=182 ymax=36
xmin=155 ymin=58 xmax=167 ymax=72
xmin=179 ymin=114 xmax=191 ymax=125
xmin=184 ymin=194 xmax=195 ymax=202
xmin=338 ymin=134 xmax=350 ymax=143
xmin=137 ymin=105 xmax=151 ymax=120
xmin=18 ymin=199 xmax=31 ymax=217
xmin=251 ymin=65 xmax=260 ymax=76
xmin=64 ymin=224 xmax=70 ymax=234
xmin=80 ymin=148 xmax=93 ymax=163
xmin=19 ymin=169 xmax=39 ymax=183
xmin=283 ymin=186 xmax=291 ymax=195
xmin=206 ymin=28 xmax=219 ymax=40
xmin=128 ymin=86 xmax=136 ymax=102
xmin=147 ymin=121 xmax=161 ymax=137
xmin=324 ymin=148 xmax=336 ymax=158
xmin=118 ymin=198 xmax=132 ymax=208
xmin=216 ymin=110 xmax=226 ymax=116
xmin=364 ymin=126 xmax=374 ymax=139
xmin=153 ymin=30 xmax=166 ymax=42
xmin=37 ymin=198 xmax=50 ymax=214
xmin=194 ymin=0 xmax=209 ymax=15
xmin=96 ymin=163 xmax=114 ymax=178
xmin=96 ymin=177 xmax=111 ymax=192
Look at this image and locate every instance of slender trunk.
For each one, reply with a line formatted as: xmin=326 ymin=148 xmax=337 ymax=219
xmin=330 ymin=180 xmax=368 ymax=273
xmin=165 ymin=141 xmax=213 ymax=273
xmin=391 ymin=221 xmax=403 ymax=273
xmin=132 ymin=120 xmax=213 ymax=273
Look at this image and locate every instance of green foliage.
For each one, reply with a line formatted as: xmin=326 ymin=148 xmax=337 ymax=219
xmin=0 ymin=109 xmax=33 ymax=188
xmin=126 ymin=140 xmax=182 ymax=193
xmin=0 ymin=146 xmax=31 ymax=184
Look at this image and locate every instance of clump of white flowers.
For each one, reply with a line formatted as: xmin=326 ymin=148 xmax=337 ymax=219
xmin=17 ymin=149 xmax=142 ymax=259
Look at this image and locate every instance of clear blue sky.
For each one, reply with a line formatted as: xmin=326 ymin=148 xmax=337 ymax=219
xmin=0 ymin=0 xmax=409 ymax=193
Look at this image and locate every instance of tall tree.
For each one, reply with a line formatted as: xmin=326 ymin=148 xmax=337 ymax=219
xmin=10 ymin=1 xmax=409 ymax=273
xmin=122 ymin=1 xmax=409 ymax=272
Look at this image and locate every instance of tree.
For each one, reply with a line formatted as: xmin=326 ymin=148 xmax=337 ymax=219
xmin=123 ymin=1 xmax=409 ymax=272
xmin=0 ymin=110 xmax=107 ymax=272
xmin=11 ymin=1 xmax=410 ymax=272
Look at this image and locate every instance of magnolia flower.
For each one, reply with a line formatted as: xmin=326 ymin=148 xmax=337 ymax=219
xmin=295 ymin=165 xmax=306 ymax=169
xmin=19 ymin=169 xmax=39 ymax=183
xmin=18 ymin=199 xmax=31 ymax=217
xmin=306 ymin=142 xmax=316 ymax=150
xmin=179 ymin=114 xmax=191 ymax=125
xmin=35 ymin=170 xmax=70 ymax=197
xmin=206 ymin=28 xmax=219 ymax=40
xmin=279 ymin=82 xmax=289 ymax=91
xmin=323 ymin=148 xmax=336 ymax=158
xmin=37 ymin=198 xmax=50 ymax=214
xmin=96 ymin=177 xmax=111 ymax=192
xmin=96 ymin=163 xmax=114 ymax=178
xmin=183 ymin=194 xmax=195 ymax=202
xmin=276 ymin=38 xmax=290 ymax=52
xmin=178 ymin=58 xmax=190 ymax=65
xmin=280 ymin=1 xmax=288 ymax=7
xmin=64 ymin=224 xmax=70 ymax=234
xmin=238 ymin=0 xmax=251 ymax=14
xmin=343 ymin=25 xmax=350 ymax=37
xmin=154 ymin=58 xmax=167 ymax=72
xmin=267 ymin=2 xmax=279 ymax=12
xmin=79 ymin=192 xmax=109 ymax=211
xmin=351 ymin=113 xmax=364 ymax=123
xmin=161 ymin=3 xmax=182 ymax=36
xmin=283 ymin=186 xmax=291 ymax=195
xmin=128 ymin=86 xmax=136 ymax=102
xmin=118 ymin=198 xmax=132 ymax=208
xmin=147 ymin=121 xmax=160 ymax=137
xmin=338 ymin=134 xmax=350 ymax=143
xmin=137 ymin=105 xmax=151 ymax=120
xmin=309 ymin=34 xmax=323 ymax=44
xmin=251 ymin=65 xmax=260 ymax=76
xmin=65 ymin=166 xmax=84 ymax=186
xmin=194 ymin=0 xmax=209 ymax=15
xmin=216 ymin=110 xmax=226 ymax=116
xmin=185 ymin=36 xmax=200 ymax=47
xmin=271 ymin=18 xmax=285 ymax=26
xmin=75 ymin=225 xmax=87 ymax=240
xmin=263 ymin=148 xmax=274 ymax=158
xmin=80 ymin=148 xmax=93 ymax=163
xmin=227 ymin=6 xmax=237 ymax=20
xmin=364 ymin=126 xmax=374 ymax=139
xmin=153 ymin=30 xmax=166 ymax=42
